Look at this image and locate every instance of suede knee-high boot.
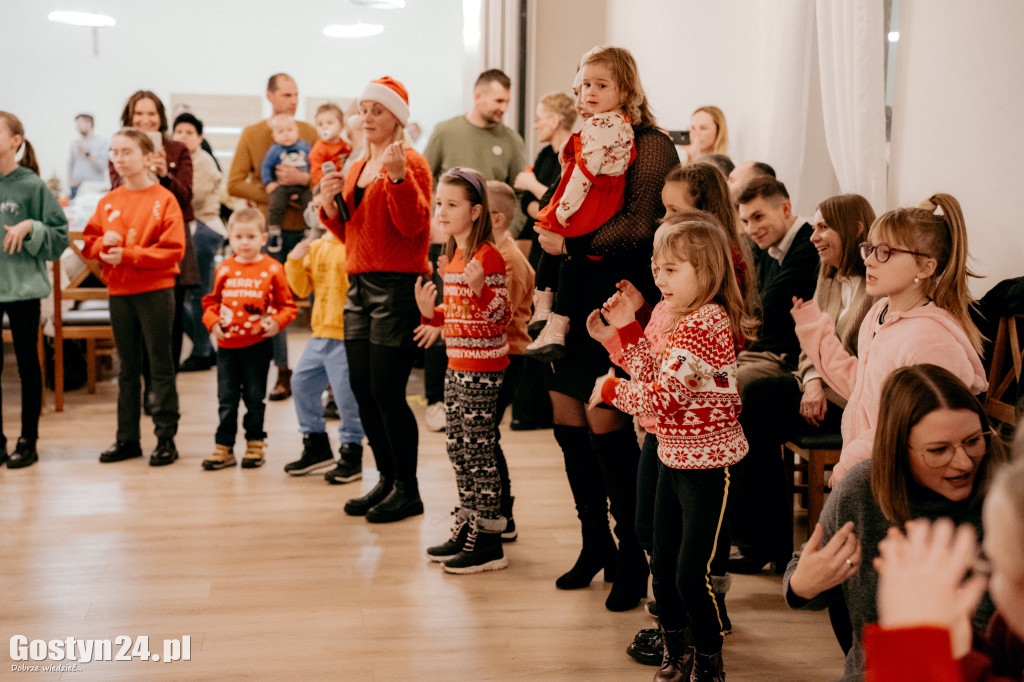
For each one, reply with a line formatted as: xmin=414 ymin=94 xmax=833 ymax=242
xmin=553 ymin=424 xmax=617 ymax=590
xmin=592 ymin=427 xmax=649 ymax=611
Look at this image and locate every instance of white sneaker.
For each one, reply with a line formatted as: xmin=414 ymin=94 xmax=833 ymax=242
xmin=424 ymin=402 xmax=446 ymax=432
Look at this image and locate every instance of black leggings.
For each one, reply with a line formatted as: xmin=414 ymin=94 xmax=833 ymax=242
xmin=344 ymin=339 xmax=419 ymax=488
xmin=0 ymin=299 xmax=42 ymax=449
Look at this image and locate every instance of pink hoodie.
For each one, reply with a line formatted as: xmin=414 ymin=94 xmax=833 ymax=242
xmin=792 ymin=298 xmax=987 ymax=484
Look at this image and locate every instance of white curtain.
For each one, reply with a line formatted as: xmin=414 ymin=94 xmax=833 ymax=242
xmin=815 ymin=0 xmax=888 ymax=212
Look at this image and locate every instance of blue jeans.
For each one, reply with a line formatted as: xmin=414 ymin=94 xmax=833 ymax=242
xmin=215 ymin=339 xmax=273 ymax=446
xmin=182 ymin=221 xmax=224 ymax=359
xmin=292 ymin=337 xmax=364 ymax=444
xmin=264 ymin=229 xmax=306 ymax=367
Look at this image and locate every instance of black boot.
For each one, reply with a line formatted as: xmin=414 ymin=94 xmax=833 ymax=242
xmin=442 ymin=525 xmax=508 ymax=574
xmin=654 ymin=627 xmax=695 ymax=682
xmin=284 ymin=432 xmax=334 ymax=476
xmin=592 ymin=428 xmax=648 ymax=611
xmin=500 ymin=495 xmax=517 ymax=542
xmin=626 ymin=627 xmax=663 ymax=666
xmin=426 ymin=509 xmax=471 ymax=562
xmin=366 ymin=479 xmax=424 ymax=523
xmin=149 ymin=438 xmax=178 ymax=467
xmin=7 ymin=438 xmax=38 ymax=469
xmin=553 ymin=424 xmax=616 ymax=590
xmin=325 ymin=442 xmax=363 ymax=484
xmin=99 ymin=440 xmax=143 ymax=463
xmin=691 ymin=649 xmax=725 ymax=682
xmin=344 ymin=477 xmax=392 ymax=516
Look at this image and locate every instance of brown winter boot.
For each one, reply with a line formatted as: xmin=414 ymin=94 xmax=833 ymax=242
xmin=242 ymin=441 xmax=266 ymax=469
xmin=268 ymin=367 xmax=292 ymax=401
xmin=202 ymin=444 xmax=236 ymax=471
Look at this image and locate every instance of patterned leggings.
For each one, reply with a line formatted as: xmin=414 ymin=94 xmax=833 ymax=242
xmin=444 ymin=368 xmax=505 ymax=531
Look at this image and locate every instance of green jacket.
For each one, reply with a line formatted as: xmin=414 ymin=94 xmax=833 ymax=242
xmin=0 ymin=166 xmax=69 ymax=303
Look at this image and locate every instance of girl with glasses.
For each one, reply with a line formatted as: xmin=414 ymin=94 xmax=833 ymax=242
xmin=791 ymin=193 xmax=987 ymax=487
xmin=783 ymin=364 xmax=1008 ymax=680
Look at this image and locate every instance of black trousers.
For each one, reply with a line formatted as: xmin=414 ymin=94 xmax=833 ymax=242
xmin=652 ymin=465 xmax=731 ymax=655
xmin=730 ymin=374 xmax=844 ymax=559
xmin=0 ymin=299 xmax=41 ymax=449
xmin=215 ymin=339 xmax=273 ymax=446
xmin=109 ymin=289 xmax=179 ymax=443
xmin=344 ymin=339 xmax=419 ymax=488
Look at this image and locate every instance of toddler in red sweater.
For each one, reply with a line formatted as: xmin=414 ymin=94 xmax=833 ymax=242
xmin=309 ymin=103 xmax=353 ymax=187
xmin=201 ymin=207 xmax=296 ymax=470
xmin=415 ymin=167 xmax=511 ymax=576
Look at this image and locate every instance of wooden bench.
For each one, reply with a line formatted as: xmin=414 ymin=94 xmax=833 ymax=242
xmin=784 ymin=432 xmax=843 ymax=538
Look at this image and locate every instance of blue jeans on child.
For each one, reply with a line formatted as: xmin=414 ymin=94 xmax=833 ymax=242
xmin=292 ymin=337 xmax=364 ymax=445
xmin=182 ymin=221 xmax=224 ymax=359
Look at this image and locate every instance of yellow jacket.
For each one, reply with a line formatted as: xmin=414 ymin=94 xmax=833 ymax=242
xmin=284 ymin=233 xmax=348 ymax=340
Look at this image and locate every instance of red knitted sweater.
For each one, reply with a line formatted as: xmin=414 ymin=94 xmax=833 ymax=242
xmin=319 ymin=148 xmax=431 ymax=275
xmin=422 ymin=244 xmax=510 ymax=372
xmin=600 ymin=303 xmax=747 ymax=469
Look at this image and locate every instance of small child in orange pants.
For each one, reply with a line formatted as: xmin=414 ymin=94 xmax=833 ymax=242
xmin=201 ymin=207 xmax=297 ymax=470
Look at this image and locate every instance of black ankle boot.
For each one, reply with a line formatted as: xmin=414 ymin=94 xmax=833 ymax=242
xmin=691 ymin=649 xmax=725 ymax=682
xmin=605 ymin=541 xmax=648 ymax=611
xmin=655 ymin=627 xmax=695 ymax=682
xmin=344 ymin=477 xmax=392 ymax=516
xmin=7 ymin=438 xmax=38 ymax=469
xmin=366 ymin=480 xmax=424 ymax=523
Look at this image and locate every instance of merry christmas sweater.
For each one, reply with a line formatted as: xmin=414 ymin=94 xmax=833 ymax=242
xmin=600 ymin=302 xmax=747 ymax=469
xmin=202 ymin=254 xmax=297 ymax=349
xmin=422 ymin=243 xmax=510 ymax=372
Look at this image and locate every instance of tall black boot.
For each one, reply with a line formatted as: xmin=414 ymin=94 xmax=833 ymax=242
xmin=553 ymin=424 xmax=617 ymax=590
xmin=592 ymin=427 xmax=648 ymax=611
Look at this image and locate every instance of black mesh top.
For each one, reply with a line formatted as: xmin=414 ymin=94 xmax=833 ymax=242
xmin=564 ymin=126 xmax=678 ymax=258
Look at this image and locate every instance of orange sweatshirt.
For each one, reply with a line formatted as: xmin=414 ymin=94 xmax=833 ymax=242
xmin=495 ymin=234 xmax=534 ymax=355
xmin=82 ymin=184 xmax=185 ymax=296
xmin=201 ymin=254 xmax=297 ymax=349
xmin=422 ymin=244 xmax=510 ymax=372
xmin=309 ymin=139 xmax=353 ymax=186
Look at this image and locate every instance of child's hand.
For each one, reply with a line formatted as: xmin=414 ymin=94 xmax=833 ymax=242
xmin=102 ymin=231 xmax=123 ymax=247
xmin=413 ymin=323 xmax=443 ymax=348
xmin=588 ymin=368 xmax=616 ymax=409
xmin=437 ymin=254 xmax=449 ymax=273
xmin=288 ymin=239 xmax=311 ymax=261
xmin=414 ymin=276 xmax=438 ymax=318
xmin=98 ymin=247 xmax=123 ymax=266
xmin=586 ymin=309 xmax=615 ymax=343
xmin=261 ymin=317 xmax=281 ymax=338
xmin=615 ymin=280 xmax=646 ymax=313
xmin=464 ymin=258 xmax=485 ymax=296
xmin=602 ymin=291 xmax=636 ymax=329
xmin=266 ymin=181 xmax=280 ymax=195
xmin=212 ymin=323 xmax=226 ymax=341
xmin=791 ymin=296 xmax=816 ymax=313
xmin=2 ymin=220 xmax=31 ymax=254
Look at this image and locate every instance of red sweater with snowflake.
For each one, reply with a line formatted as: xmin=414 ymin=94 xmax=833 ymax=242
xmin=422 ymin=243 xmax=510 ymax=372
xmin=201 ymin=254 xmax=297 ymax=349
xmin=600 ymin=303 xmax=747 ymax=469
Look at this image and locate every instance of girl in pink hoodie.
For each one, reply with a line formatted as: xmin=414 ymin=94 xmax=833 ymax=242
xmin=791 ymin=193 xmax=987 ymax=485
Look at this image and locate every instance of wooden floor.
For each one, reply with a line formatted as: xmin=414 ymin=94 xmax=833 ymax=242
xmin=1 ymin=329 xmax=845 ymax=681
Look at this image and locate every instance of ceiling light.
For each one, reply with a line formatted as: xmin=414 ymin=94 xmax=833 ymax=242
xmin=323 ymin=23 xmax=384 ymax=38
xmin=48 ymin=10 xmax=116 ymax=27
xmin=888 ymin=31 xmax=899 ymax=42
xmin=347 ymin=0 xmax=405 ymax=8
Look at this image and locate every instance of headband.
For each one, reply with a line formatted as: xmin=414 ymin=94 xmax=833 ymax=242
xmin=443 ymin=167 xmax=485 ymax=202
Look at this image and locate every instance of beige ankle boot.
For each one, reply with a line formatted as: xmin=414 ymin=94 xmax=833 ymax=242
xmin=524 ymin=313 xmax=569 ymax=361
xmin=528 ymin=288 xmax=555 ymax=335
xmin=202 ymin=444 xmax=236 ymax=471
xmin=242 ymin=440 xmax=266 ymax=469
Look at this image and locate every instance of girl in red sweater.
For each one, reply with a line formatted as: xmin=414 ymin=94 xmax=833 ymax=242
xmin=415 ymin=167 xmax=511 ymax=575
xmin=588 ymin=213 xmax=756 ymax=681
xmin=83 ymin=129 xmax=185 ymax=466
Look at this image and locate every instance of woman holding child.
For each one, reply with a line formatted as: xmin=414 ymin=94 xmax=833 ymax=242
xmin=534 ymin=46 xmax=677 ymax=612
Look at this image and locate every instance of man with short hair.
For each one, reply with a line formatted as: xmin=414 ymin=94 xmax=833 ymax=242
xmin=727 ymin=160 xmax=776 ymax=205
xmin=419 ymin=69 xmax=527 ymax=432
xmin=228 ymin=73 xmax=319 ymax=401
xmin=67 ymin=114 xmax=108 ymax=199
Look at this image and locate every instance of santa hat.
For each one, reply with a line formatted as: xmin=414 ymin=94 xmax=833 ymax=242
xmin=359 ymin=76 xmax=410 ymax=126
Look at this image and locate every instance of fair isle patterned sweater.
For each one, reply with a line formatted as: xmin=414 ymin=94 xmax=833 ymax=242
xmin=600 ymin=303 xmax=748 ymax=469
xmin=423 ymin=243 xmax=510 ymax=373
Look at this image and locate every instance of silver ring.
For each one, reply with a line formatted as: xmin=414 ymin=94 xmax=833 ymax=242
xmin=845 ymin=559 xmax=854 ymax=567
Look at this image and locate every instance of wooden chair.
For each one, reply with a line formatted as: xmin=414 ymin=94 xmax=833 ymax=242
xmin=52 ymin=229 xmax=115 ymax=412
xmin=984 ymin=313 xmax=1023 ymax=427
xmin=1 ymin=313 xmax=46 ymax=411
xmin=783 ymin=432 xmax=843 ymax=538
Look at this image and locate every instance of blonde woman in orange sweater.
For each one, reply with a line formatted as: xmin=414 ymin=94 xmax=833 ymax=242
xmin=83 ymin=129 xmax=186 ymax=466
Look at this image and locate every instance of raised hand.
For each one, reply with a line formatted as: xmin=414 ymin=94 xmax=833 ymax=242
xmin=602 ymin=291 xmax=636 ymax=329
xmin=586 ymin=309 xmax=615 ymax=343
xmin=615 ymin=279 xmax=646 ymax=313
xmin=414 ymin=275 xmax=438 ymax=318
xmin=382 ymin=142 xmax=407 ymax=181
xmin=788 ymin=521 xmax=862 ymax=600
xmin=463 ymin=257 xmax=485 ymax=296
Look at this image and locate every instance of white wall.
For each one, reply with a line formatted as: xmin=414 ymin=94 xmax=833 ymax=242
xmin=0 ymin=0 xmax=467 ymax=187
xmin=889 ymin=0 xmax=1024 ymax=296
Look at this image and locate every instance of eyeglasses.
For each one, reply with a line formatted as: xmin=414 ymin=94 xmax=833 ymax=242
xmin=909 ymin=431 xmax=991 ymax=469
xmin=859 ymin=241 xmax=929 ymax=264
